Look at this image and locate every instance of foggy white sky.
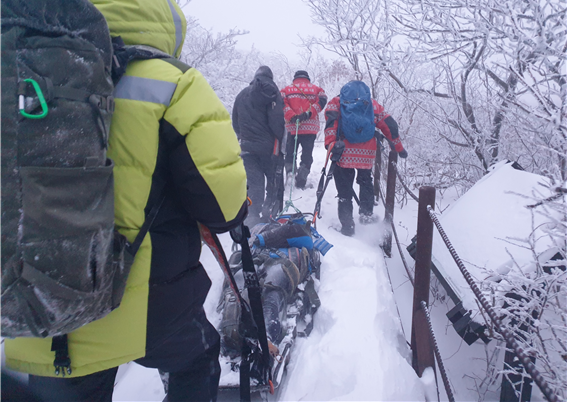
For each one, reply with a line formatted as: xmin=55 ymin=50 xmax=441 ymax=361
xmin=183 ymin=0 xmax=326 ymax=59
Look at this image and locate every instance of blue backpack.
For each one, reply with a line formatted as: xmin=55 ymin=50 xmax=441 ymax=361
xmin=339 ymin=81 xmax=375 ymax=143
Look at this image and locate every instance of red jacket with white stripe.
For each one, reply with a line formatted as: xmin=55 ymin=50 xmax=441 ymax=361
xmin=324 ymin=96 xmax=405 ymax=169
xmin=281 ymin=78 xmax=327 ymax=135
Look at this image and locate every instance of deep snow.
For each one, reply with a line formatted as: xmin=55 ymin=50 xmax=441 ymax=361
xmin=3 ymin=139 xmax=555 ymax=401
xmin=112 ymin=139 xmax=429 ymax=401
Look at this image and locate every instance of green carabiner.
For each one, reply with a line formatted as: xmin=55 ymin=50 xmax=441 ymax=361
xmin=19 ymin=78 xmax=48 ymax=119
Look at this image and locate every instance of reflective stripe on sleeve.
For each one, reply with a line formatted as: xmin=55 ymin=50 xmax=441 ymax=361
xmin=114 ymin=76 xmax=177 ymax=106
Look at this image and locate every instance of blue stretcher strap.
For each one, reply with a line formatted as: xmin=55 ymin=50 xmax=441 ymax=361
xmin=310 ymin=227 xmax=333 ymax=256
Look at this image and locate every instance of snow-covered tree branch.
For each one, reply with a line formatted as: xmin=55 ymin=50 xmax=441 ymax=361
xmin=304 ymin=0 xmax=567 ymax=186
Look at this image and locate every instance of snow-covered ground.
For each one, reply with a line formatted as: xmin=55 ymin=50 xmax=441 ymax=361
xmin=111 ymin=140 xmax=430 ymax=401
xmin=111 ymin=140 xmax=486 ymax=402
xmin=4 ymin=139 xmax=552 ymax=401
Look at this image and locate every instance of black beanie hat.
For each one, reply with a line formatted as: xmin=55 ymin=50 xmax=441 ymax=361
xmin=294 ymin=70 xmax=310 ymax=80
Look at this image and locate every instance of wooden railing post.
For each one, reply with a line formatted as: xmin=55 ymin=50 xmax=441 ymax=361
xmin=382 ymin=150 xmax=398 ymax=257
xmin=411 ymin=186 xmax=436 ymax=377
xmin=373 ymin=145 xmax=382 ymax=198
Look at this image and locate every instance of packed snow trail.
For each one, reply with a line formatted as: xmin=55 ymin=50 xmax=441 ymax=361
xmin=278 ymin=219 xmax=425 ymax=401
xmin=112 ymin=141 xmax=426 ymax=401
xmin=272 ymin=145 xmax=426 ymax=401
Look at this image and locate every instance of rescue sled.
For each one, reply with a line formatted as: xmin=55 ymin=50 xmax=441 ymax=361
xmin=214 ymin=213 xmax=331 ymax=394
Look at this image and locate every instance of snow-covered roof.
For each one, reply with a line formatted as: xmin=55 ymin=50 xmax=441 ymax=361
xmin=428 ymin=161 xmax=556 ymax=338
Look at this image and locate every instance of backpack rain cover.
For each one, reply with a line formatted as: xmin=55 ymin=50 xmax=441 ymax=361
xmin=339 ymin=81 xmax=375 ymax=144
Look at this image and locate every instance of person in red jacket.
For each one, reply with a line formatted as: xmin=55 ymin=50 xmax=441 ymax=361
xmin=281 ymin=70 xmax=327 ymax=189
xmin=324 ymin=81 xmax=407 ymax=236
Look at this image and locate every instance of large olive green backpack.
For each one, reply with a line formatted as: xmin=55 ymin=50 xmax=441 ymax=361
xmin=1 ymin=0 xmax=167 ymax=357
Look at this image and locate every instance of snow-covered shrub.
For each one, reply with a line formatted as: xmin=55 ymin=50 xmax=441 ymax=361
xmin=480 ymin=185 xmax=566 ymax=400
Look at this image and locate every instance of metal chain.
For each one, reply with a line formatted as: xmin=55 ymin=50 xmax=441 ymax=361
xmin=377 ymin=153 xmax=456 ymax=401
xmin=421 ymin=301 xmax=456 ymax=402
xmin=391 ymin=160 xmax=419 ymax=202
xmin=378 ymin=174 xmax=452 ymax=400
xmin=377 ymin=159 xmax=457 ymax=400
xmin=427 ymin=206 xmax=559 ymax=402
xmin=377 ymin=159 xmax=453 ymax=399
xmin=378 ymin=182 xmax=415 ymax=286
xmin=372 ymin=178 xmax=412 ymax=340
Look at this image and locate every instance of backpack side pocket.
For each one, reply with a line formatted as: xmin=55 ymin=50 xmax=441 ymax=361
xmin=1 ymin=160 xmax=117 ymax=337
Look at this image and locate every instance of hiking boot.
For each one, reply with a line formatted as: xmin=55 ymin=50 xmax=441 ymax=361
xmin=338 ymin=197 xmax=353 ymax=220
xmin=295 ymin=166 xmax=309 ymax=189
xmin=337 ymin=197 xmax=355 ymax=236
xmin=340 ymin=222 xmax=355 ymax=236
xmin=359 ymin=214 xmax=379 ymax=225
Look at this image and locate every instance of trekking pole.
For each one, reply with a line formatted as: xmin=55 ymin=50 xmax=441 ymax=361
xmin=312 ymin=144 xmax=334 ymax=227
xmin=312 ymin=140 xmax=345 ymax=227
xmin=278 ymin=120 xmax=302 ymax=217
xmin=352 ymin=189 xmax=360 ymax=205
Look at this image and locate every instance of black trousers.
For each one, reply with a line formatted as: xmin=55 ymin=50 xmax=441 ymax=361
xmin=27 ymin=303 xmax=221 ymax=402
xmin=285 ymin=133 xmax=316 ymax=171
xmin=241 ymin=152 xmax=276 ymax=224
xmin=28 ymin=339 xmax=221 ymax=402
xmin=333 ymin=165 xmax=374 ymax=220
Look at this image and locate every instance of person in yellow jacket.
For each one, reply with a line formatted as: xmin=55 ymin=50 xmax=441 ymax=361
xmin=3 ymin=0 xmax=248 ymax=401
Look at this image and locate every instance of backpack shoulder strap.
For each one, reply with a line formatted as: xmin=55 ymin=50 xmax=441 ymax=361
xmin=111 ymin=38 xmax=181 ymax=83
xmin=160 ymin=57 xmax=191 ymax=73
xmin=337 ymin=97 xmax=346 ymax=141
xmin=292 ymin=83 xmax=315 ymax=107
xmin=125 ymin=196 xmax=166 ymax=257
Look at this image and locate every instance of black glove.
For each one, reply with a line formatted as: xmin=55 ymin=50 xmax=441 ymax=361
xmin=330 ymin=140 xmax=345 ymax=162
xmin=398 ymin=149 xmax=408 ymax=159
xmin=319 ymin=95 xmax=328 ymax=110
xmin=298 ymin=111 xmax=312 ymax=122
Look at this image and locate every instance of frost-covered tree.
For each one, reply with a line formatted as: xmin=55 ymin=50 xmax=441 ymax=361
xmin=302 ymin=0 xmax=479 ymax=191
xmin=179 ymin=16 xmax=337 ymax=115
xmin=480 ymin=185 xmax=567 ymax=401
xmin=304 ymin=0 xmax=567 ymax=187
xmin=393 ymin=0 xmax=566 ymax=177
xmin=303 ymin=0 xmax=396 ymax=97
xmin=179 ymin=15 xmax=256 ymax=111
xmin=304 ymin=1 xmax=567 ymax=399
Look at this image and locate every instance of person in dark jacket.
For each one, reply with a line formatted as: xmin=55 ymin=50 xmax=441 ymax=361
xmin=233 ymin=66 xmax=285 ymax=225
xmin=325 ymin=81 xmax=407 ymax=236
